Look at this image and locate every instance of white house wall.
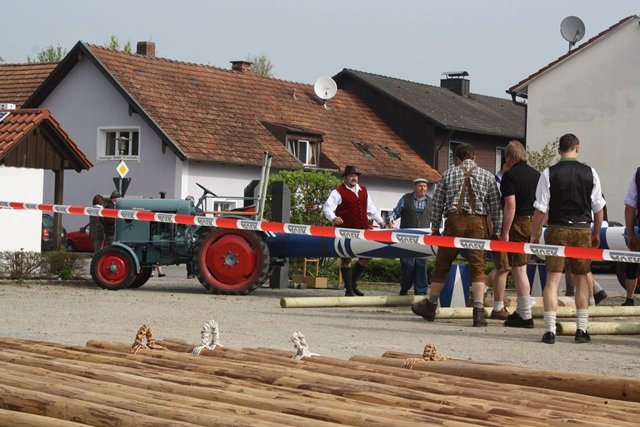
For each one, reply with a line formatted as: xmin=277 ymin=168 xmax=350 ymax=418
xmin=0 ymin=166 xmax=43 ymax=252
xmin=39 ymin=58 xmax=178 ymax=230
xmin=525 ymin=20 xmax=640 ymax=222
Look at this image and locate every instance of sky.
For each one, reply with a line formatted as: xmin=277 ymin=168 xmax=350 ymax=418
xmin=2 ymin=1 xmax=638 ymax=99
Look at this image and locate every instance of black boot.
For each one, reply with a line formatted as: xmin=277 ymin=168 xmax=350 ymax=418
xmin=341 ymin=267 xmax=355 ymax=296
xmin=351 ymin=262 xmax=366 ymax=296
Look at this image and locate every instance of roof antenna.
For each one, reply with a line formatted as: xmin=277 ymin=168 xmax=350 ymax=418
xmin=313 ymin=76 xmax=337 ymax=109
xmin=560 ymin=16 xmax=586 ymax=52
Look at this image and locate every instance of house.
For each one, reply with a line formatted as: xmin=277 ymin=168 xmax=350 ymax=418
xmin=507 ymin=15 xmax=640 ymax=222
xmin=24 ymin=41 xmax=440 ymax=230
xmin=333 ymin=69 xmax=525 ymax=174
xmin=0 ymin=107 xmax=92 ymax=251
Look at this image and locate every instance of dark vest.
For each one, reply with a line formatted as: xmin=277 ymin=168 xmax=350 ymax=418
xmin=399 ymin=193 xmax=431 ymax=228
xmin=335 ymin=184 xmax=369 ymax=229
xmin=548 ymin=160 xmax=593 ymax=224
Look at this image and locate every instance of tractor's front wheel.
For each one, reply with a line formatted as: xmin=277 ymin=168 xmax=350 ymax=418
xmin=194 ymin=228 xmax=270 ymax=295
xmin=91 ymin=246 xmax=137 ymax=290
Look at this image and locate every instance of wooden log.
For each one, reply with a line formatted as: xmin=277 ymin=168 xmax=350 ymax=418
xmin=0 ymin=346 xmax=456 ymax=427
xmin=0 ymin=408 xmax=90 ymax=427
xmin=149 ymin=341 xmax=640 ymax=424
xmin=280 ymin=295 xmax=427 ymax=308
xmin=0 ymin=362 xmax=326 ymax=427
xmin=0 ymin=383 xmax=196 ymax=427
xmin=557 ymin=321 xmax=640 ymax=335
xmin=4 ymin=338 xmax=640 ymax=425
xmin=350 ymin=354 xmax=640 ymax=403
xmin=1 ymin=341 xmax=568 ymax=426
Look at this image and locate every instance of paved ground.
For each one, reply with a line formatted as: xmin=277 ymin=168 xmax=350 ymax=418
xmin=1 ymin=265 xmax=639 ymax=378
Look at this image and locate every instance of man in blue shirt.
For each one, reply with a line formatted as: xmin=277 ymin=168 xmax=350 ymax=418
xmin=386 ymin=178 xmax=432 ymax=295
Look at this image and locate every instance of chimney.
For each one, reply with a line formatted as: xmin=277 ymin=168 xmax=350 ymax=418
xmin=440 ymin=71 xmax=470 ymax=97
xmin=230 ymin=60 xmax=252 ymax=75
xmin=136 ymin=41 xmax=156 ymax=58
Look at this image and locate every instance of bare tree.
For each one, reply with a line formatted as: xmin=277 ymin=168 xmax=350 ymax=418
xmin=246 ymin=53 xmax=274 ymax=77
xmin=27 ymin=45 xmax=67 ymax=63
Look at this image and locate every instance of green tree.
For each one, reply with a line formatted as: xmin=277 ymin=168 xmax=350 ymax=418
xmin=27 ymin=44 xmax=67 ymax=63
xmin=267 ymin=169 xmax=340 ymax=225
xmin=108 ymin=35 xmax=132 ymax=53
xmin=246 ymin=53 xmax=274 ymax=77
xmin=527 ymin=138 xmax=559 ymax=172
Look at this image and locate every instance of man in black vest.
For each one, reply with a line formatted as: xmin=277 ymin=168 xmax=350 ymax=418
xmin=531 ymin=133 xmax=606 ymax=344
xmin=386 ymin=178 xmax=432 ymax=296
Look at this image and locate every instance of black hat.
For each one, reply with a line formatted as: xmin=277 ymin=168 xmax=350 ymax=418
xmin=342 ymin=165 xmax=361 ymax=176
xmin=110 ymin=190 xmax=121 ymax=199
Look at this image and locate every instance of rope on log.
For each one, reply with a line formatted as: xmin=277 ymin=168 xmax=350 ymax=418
xmin=130 ymin=324 xmax=166 ymax=354
xmin=192 ymin=320 xmax=223 ymax=355
xmin=403 ymin=344 xmax=448 ymax=369
xmin=291 ymin=331 xmax=319 ymax=360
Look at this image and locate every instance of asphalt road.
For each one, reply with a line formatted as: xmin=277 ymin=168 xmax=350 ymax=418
xmin=0 ymin=266 xmax=638 ymax=379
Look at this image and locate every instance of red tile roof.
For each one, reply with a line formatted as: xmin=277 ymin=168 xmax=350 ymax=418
xmin=0 ymin=63 xmax=57 ymax=107
xmin=29 ymin=42 xmax=440 ymax=183
xmin=508 ymin=16 xmax=637 ymax=96
xmin=0 ymin=108 xmax=92 ymax=171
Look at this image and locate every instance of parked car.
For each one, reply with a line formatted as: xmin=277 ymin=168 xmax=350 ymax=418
xmin=41 ymin=214 xmax=67 ymax=251
xmin=65 ymin=223 xmax=94 ymax=252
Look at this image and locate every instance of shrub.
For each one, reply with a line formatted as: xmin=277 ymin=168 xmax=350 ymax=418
xmin=0 ymin=250 xmax=44 ymax=280
xmin=43 ymin=248 xmax=85 ymax=279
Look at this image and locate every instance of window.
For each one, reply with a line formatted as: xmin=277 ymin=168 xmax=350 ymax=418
xmin=495 ymin=146 xmax=506 ymax=174
xmin=379 ymin=144 xmax=401 ymax=160
xmin=448 ymin=141 xmax=463 ymax=167
xmin=352 ymin=140 xmax=375 ymax=157
xmin=287 ymin=138 xmax=318 ymax=166
xmin=98 ymin=128 xmax=140 ymax=161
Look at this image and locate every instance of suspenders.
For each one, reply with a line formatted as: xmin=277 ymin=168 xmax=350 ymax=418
xmin=454 ymin=165 xmax=477 ymax=214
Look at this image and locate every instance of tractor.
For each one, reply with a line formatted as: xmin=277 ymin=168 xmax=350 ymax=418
xmin=90 ymin=154 xmax=275 ymax=294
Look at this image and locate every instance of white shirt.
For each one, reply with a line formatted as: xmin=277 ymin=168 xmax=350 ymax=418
xmin=624 ymin=173 xmax=637 ymax=208
xmin=533 ymin=165 xmax=606 ymax=214
xmin=322 ymin=184 xmax=384 ymax=224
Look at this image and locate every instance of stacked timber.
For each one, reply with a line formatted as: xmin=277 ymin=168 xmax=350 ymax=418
xmin=1 ymin=337 xmax=640 ymax=426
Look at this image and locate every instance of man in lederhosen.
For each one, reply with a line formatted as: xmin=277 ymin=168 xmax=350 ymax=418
xmin=411 ymin=143 xmax=502 ymax=326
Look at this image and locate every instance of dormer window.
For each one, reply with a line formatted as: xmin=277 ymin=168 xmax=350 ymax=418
xmin=380 ymin=144 xmax=401 ymax=160
xmin=352 ymin=140 xmax=375 ymax=157
xmin=287 ymin=138 xmax=319 ymax=166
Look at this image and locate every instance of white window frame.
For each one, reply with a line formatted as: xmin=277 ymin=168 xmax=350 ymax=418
xmin=496 ymin=146 xmax=506 ymax=174
xmin=448 ymin=140 xmax=463 ymax=168
xmin=97 ymin=127 xmax=141 ymax=162
xmin=287 ymin=138 xmax=319 ymax=166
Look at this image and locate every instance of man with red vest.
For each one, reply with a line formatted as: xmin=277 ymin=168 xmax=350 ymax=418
xmin=323 ymin=165 xmax=386 ymax=296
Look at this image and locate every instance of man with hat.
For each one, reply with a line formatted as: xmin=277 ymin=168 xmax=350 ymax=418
xmin=385 ymin=177 xmax=432 ymax=295
xmin=323 ymin=165 xmax=386 ymax=296
xmin=102 ymin=190 xmax=120 ymax=245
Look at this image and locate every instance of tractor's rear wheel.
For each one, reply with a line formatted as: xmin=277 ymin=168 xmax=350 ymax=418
xmin=91 ymin=246 xmax=136 ymax=290
xmin=129 ymin=267 xmax=153 ymax=288
xmin=194 ymin=228 xmax=269 ymax=295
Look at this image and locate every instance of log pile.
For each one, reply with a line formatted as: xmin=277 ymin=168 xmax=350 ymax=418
xmin=1 ymin=336 xmax=640 ymax=426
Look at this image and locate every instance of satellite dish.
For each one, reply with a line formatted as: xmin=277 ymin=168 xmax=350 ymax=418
xmin=314 ymin=77 xmax=337 ymax=108
xmin=560 ymin=16 xmax=585 ymax=50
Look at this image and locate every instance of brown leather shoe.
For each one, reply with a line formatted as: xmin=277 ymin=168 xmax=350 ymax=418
xmin=489 ymin=308 xmax=509 ymax=320
xmin=411 ymin=300 xmax=437 ymax=321
xmin=473 ymin=307 xmax=487 ymax=327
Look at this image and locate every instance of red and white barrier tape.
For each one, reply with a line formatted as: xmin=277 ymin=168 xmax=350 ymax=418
xmin=2 ymin=200 xmax=640 ymax=264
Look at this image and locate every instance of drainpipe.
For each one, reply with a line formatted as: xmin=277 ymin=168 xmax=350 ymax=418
xmin=510 ymin=92 xmax=528 ymax=144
